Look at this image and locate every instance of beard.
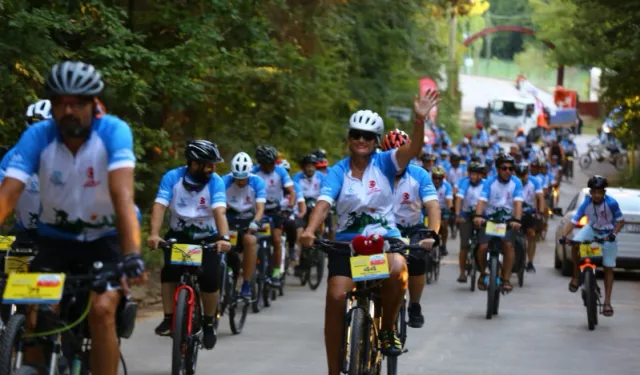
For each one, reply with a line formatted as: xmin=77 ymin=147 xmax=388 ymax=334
xmin=58 ymin=115 xmax=91 ymax=139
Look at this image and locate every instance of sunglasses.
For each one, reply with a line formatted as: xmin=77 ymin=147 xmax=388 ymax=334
xmin=348 ymin=129 xmax=377 ymax=141
xmin=499 ymin=166 xmax=514 ymax=172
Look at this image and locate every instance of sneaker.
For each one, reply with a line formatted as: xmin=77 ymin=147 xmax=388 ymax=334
xmin=289 ymin=247 xmax=298 ymax=261
xmin=379 ymin=330 xmax=402 ymax=356
xmin=526 ymin=262 xmax=536 ymax=273
xmin=202 ymin=317 xmax=217 ymax=350
xmin=240 ymin=281 xmax=252 ymax=298
xmin=407 ymin=303 xmax=424 ymax=328
xmin=154 ymin=316 xmax=172 ymax=337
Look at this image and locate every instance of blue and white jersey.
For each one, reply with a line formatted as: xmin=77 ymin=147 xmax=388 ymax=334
xmin=520 ymin=175 xmax=543 ymax=212
xmin=457 ymin=144 xmax=473 ymax=160
xmin=282 ymin=181 xmax=306 ymax=216
xmin=472 ymin=130 xmax=489 ymax=147
xmin=318 ymin=150 xmax=401 ymax=241
xmin=479 ymin=175 xmax=524 ymax=220
xmin=252 ymin=165 xmax=293 ymax=211
xmin=456 ymin=177 xmax=484 ymax=215
xmin=434 ymin=181 xmax=453 ymax=208
xmin=0 ymin=147 xmax=40 ymax=230
xmin=550 ymin=164 xmax=562 ymax=184
xmin=572 ymin=195 xmax=623 ymax=231
xmin=155 ymin=167 xmax=226 ymax=239
xmin=541 ymin=129 xmax=557 ymax=144
xmin=437 ymin=159 xmax=451 ymax=173
xmin=393 ymin=165 xmax=437 ymax=227
xmin=293 ymin=171 xmax=324 ymax=200
xmin=6 ymin=115 xmax=136 ymax=241
xmin=532 ymin=172 xmax=548 ymax=189
xmin=447 ymin=165 xmax=467 ymax=188
xmin=546 ymin=171 xmax=554 ymax=186
xmin=515 ymin=135 xmax=527 ymax=148
xmin=561 ymin=140 xmax=577 ymax=155
xmin=222 ymin=173 xmax=266 ymax=217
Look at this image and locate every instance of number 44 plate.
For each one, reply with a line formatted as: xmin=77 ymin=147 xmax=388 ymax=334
xmin=350 ymin=254 xmax=390 ymax=282
xmin=3 ymin=273 xmax=66 ymax=304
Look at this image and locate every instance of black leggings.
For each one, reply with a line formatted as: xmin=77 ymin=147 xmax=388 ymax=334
xmin=399 ymin=226 xmax=427 ymax=276
xmin=161 ymin=231 xmax=221 ymax=293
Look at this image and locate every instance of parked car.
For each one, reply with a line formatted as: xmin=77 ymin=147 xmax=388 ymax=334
xmin=554 ymin=187 xmax=640 ymax=276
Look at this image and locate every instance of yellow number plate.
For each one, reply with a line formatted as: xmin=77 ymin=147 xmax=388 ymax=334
xmin=485 ymin=221 xmax=507 ymax=237
xmin=423 ymin=217 xmax=429 ymax=227
xmin=0 ymin=236 xmax=15 ymax=251
xmin=260 ymin=223 xmax=271 ymax=236
xmin=229 ymin=231 xmax=238 ymax=246
xmin=4 ymin=255 xmax=33 ymax=274
xmin=579 ymin=243 xmax=602 ymax=257
xmin=350 ymin=254 xmax=390 ymax=282
xmin=170 ymin=244 xmax=203 ymax=266
xmin=3 ymin=273 xmax=66 ymax=304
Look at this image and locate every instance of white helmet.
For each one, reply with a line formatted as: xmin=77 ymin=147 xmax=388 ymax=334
xmin=280 ymin=159 xmax=291 ymax=171
xmin=349 ymin=110 xmax=384 ymax=136
xmin=25 ymin=99 xmax=52 ymax=126
xmin=230 ymin=152 xmax=253 ymax=179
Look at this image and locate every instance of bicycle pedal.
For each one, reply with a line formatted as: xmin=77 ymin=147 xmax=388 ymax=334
xmin=402 ymin=348 xmax=409 ymax=354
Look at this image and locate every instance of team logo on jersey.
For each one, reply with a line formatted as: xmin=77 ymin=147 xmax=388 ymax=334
xmin=245 ymin=195 xmax=252 ymax=204
xmin=199 ymin=197 xmax=208 ymax=210
xmin=177 ymin=196 xmax=188 ymax=208
xmin=269 ymin=179 xmax=274 ymax=186
xmin=26 ymin=178 xmax=39 ymax=193
xmin=50 ymin=171 xmax=64 ymax=187
xmin=401 ymin=192 xmax=412 ymax=204
xmin=367 ymin=180 xmax=381 ymax=194
xmin=84 ymin=167 xmax=99 ymax=188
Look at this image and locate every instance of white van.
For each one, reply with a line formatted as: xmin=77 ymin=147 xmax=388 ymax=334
xmin=489 ymin=95 xmax=539 ymax=142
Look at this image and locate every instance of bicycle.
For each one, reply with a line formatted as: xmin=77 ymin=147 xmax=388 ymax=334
xmin=579 ymin=142 xmax=628 ymax=171
xmin=297 ymin=199 xmax=325 ymax=291
xmin=513 ymin=229 xmax=526 ymax=288
xmin=562 ymin=238 xmax=610 ymax=331
xmin=0 ymin=261 xmax=135 ymax=375
xmin=465 ymin=226 xmax=480 ymax=292
xmin=0 ymin=236 xmax=36 ymax=325
xmin=312 ymin=232 xmax=438 ymax=375
xmin=480 ymin=220 xmax=512 ymax=320
xmin=253 ymin=220 xmax=275 ymax=312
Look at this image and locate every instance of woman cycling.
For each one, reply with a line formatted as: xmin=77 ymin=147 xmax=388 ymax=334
xmin=300 ymin=90 xmax=438 ymax=375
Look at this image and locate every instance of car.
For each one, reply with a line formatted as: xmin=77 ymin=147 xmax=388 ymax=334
xmin=554 ymin=187 xmax=640 ymax=276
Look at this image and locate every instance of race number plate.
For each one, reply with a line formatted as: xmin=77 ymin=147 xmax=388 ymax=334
xmin=260 ymin=223 xmax=271 ymax=236
xmin=350 ymin=254 xmax=390 ymax=282
xmin=229 ymin=231 xmax=238 ymax=246
xmin=485 ymin=221 xmax=507 ymax=237
xmin=0 ymin=235 xmax=15 ymax=251
xmin=170 ymin=244 xmax=203 ymax=266
xmin=579 ymin=243 xmax=602 ymax=257
xmin=3 ymin=273 xmax=66 ymax=304
xmin=4 ymin=255 xmax=33 ymax=274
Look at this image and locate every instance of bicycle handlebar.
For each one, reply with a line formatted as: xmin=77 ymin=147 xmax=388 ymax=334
xmin=158 ymin=238 xmax=217 ymax=251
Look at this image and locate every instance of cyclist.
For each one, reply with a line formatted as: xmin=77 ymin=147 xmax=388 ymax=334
xmin=473 ymin=154 xmax=523 ymax=293
xmin=549 ymin=155 xmax=563 ymax=205
xmin=514 ymin=162 xmax=543 ymax=272
xmin=541 ymin=126 xmax=557 ymax=147
xmin=382 ymin=129 xmax=440 ymax=328
xmin=561 ymin=135 xmax=577 ymax=180
xmin=0 ymin=99 xmax=50 ymax=241
xmin=253 ymin=145 xmax=296 ymax=286
xmin=148 ymin=140 xmax=231 ymax=350
xmin=547 ymin=137 xmax=566 ymax=167
xmin=431 ymin=166 xmax=453 ymax=256
xmin=454 ymin=162 xmax=485 ymax=283
xmin=314 ymin=148 xmax=329 ymax=175
xmin=477 ymin=141 xmax=493 ymax=164
xmin=421 ymin=152 xmax=437 ymax=172
xmin=488 ymin=125 xmax=499 ymax=145
xmin=300 ymin=90 xmax=439 ymax=374
xmin=223 ymin=152 xmax=267 ymax=298
xmin=472 ymin=122 xmax=488 ymax=148
xmin=457 ymin=137 xmax=473 ymax=162
xmin=438 ymin=149 xmax=451 ymax=171
xmin=559 ymin=175 xmax=623 ymax=317
xmin=0 ymin=61 xmax=144 ymax=375
xmin=280 ymin=159 xmax=307 ymax=264
xmin=447 ymin=154 xmax=466 ymax=189
xmin=515 ymin=128 xmax=527 ymax=148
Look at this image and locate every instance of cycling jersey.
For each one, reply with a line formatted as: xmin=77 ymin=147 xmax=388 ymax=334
xmin=479 ymin=175 xmax=524 ymax=220
xmin=541 ymin=129 xmax=557 ymax=144
xmin=155 ymin=166 xmax=226 ymax=239
xmin=472 ymin=130 xmax=488 ymax=147
xmin=447 ymin=165 xmax=466 ymax=187
xmin=252 ymin=165 xmax=293 ymax=210
xmin=392 ymin=165 xmax=437 ymax=227
xmin=456 ymin=177 xmax=484 ymax=216
xmin=515 ymin=135 xmax=527 ymax=148
xmin=550 ymin=165 xmax=562 ymax=183
xmin=520 ymin=175 xmax=543 ymax=213
xmin=561 ymin=140 xmax=577 ymax=155
xmin=438 ymin=159 xmax=452 ymax=172
xmin=293 ymin=171 xmax=325 ymax=200
xmin=282 ymin=181 xmax=305 ymax=215
xmin=457 ymin=144 xmax=472 ymax=160
xmin=434 ymin=181 xmax=453 ymax=209
xmin=0 ymin=147 xmax=39 ymax=230
xmin=318 ymin=150 xmax=401 ymax=241
xmin=6 ymin=115 xmax=136 ymax=241
xmin=572 ymin=195 xmax=623 ymax=231
xmin=222 ymin=173 xmax=266 ymax=218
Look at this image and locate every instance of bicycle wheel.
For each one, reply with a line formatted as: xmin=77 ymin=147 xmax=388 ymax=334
xmin=579 ymin=154 xmax=592 ymax=170
xmin=253 ymin=247 xmax=267 ymax=313
xmin=486 ymin=255 xmax=498 ymax=320
xmin=515 ymin=237 xmax=525 ymax=287
xmin=386 ymin=355 xmax=398 ymax=375
xmin=0 ymin=313 xmax=26 ymax=374
xmin=614 ymin=154 xmax=628 ymax=171
xmin=229 ymin=278 xmax=249 ymax=335
xmin=347 ymin=308 xmax=367 ymax=375
xmin=433 ymin=251 xmax=440 ymax=282
xmin=172 ymin=288 xmax=191 ymax=375
xmin=583 ymin=270 xmax=597 ymax=331
xmin=425 ymin=255 xmax=433 ymax=285
xmin=307 ymin=249 xmax=324 ymax=290
xmin=396 ymin=298 xmax=407 ymax=348
xmin=185 ymin=299 xmax=201 ymax=375
xmin=469 ymin=256 xmax=477 ymax=292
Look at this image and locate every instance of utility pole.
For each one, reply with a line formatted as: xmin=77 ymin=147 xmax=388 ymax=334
xmin=448 ymin=2 xmax=457 ymax=97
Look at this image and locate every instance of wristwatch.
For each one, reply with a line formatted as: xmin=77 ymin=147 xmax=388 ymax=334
xmin=221 ymin=235 xmax=231 ymax=242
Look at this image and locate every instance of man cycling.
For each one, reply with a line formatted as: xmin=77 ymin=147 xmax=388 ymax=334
xmin=300 ymin=90 xmax=438 ymax=375
xmin=514 ymin=163 xmax=543 ymax=272
xmin=421 ymin=152 xmax=436 ymax=172
xmin=561 ymin=135 xmax=577 ymax=180
xmin=559 ymin=175 xmax=623 ymax=317
xmin=472 ymin=122 xmax=488 ymax=148
xmin=514 ymin=128 xmax=527 ymax=149
xmin=473 ymin=154 xmax=523 ymax=292
xmin=457 ymin=137 xmax=473 ymax=162
xmin=431 ymin=166 xmax=453 ymax=256
xmin=447 ymin=154 xmax=466 ymax=189
xmin=253 ymin=145 xmax=296 ymax=286
xmin=148 ymin=140 xmax=231 ymax=349
xmin=280 ymin=159 xmax=307 ymax=265
xmin=314 ymin=148 xmax=329 ymax=175
xmin=223 ymin=152 xmax=267 ymax=298
xmin=454 ymin=162 xmax=485 ymax=283
xmin=293 ymin=154 xmax=325 ymax=259
xmin=0 ymin=61 xmax=144 ymax=375
xmin=382 ymin=129 xmax=440 ymax=328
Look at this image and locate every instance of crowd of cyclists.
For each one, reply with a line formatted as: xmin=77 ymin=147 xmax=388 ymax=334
xmin=0 ymin=60 xmax=626 ymax=375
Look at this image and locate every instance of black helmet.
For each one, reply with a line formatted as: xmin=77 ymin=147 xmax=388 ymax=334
xmin=495 ymin=154 xmax=515 ymax=168
xmin=45 ymin=61 xmax=104 ymax=98
xmin=468 ymin=162 xmax=485 ymax=173
xmin=184 ymin=140 xmax=223 ymax=164
xmin=514 ymin=162 xmax=529 ymax=175
xmin=314 ymin=148 xmax=327 ymax=160
xmin=450 ymin=153 xmax=461 ymax=162
xmin=301 ymin=154 xmax=317 ymax=166
xmin=421 ymin=153 xmax=437 ymax=162
xmin=470 ymin=155 xmax=481 ymax=163
xmin=255 ymin=145 xmax=278 ymax=164
xmin=587 ymin=175 xmax=608 ymax=189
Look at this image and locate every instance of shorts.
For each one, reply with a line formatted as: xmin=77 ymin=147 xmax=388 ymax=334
xmin=161 ymin=231 xmax=222 ymax=293
xmin=264 ymin=209 xmax=285 ymax=229
xmin=227 ymin=217 xmax=253 ymax=252
xmin=572 ymin=226 xmax=617 ymax=268
xmin=30 ymin=236 xmax=121 ymax=273
xmin=327 ymin=238 xmax=407 ymax=279
xmin=399 ymin=225 xmax=427 ymax=277
xmin=458 ymin=220 xmax=474 ymax=247
xmin=522 ymin=212 xmax=537 ymax=231
xmin=479 ymin=227 xmax=516 ymax=245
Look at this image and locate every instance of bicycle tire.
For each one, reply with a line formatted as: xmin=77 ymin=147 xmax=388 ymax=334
xmin=0 ymin=313 xmax=26 ymax=374
xmin=348 ymin=308 xmax=367 ymax=375
xmin=584 ymin=270 xmax=597 ymax=331
xmin=386 ymin=355 xmax=398 ymax=375
xmin=614 ymin=154 xmax=628 ymax=171
xmin=229 ymin=277 xmax=249 ymax=335
xmin=172 ymin=288 xmax=190 ymax=375
xmin=579 ymin=154 xmax=592 ymax=170
xmin=469 ymin=257 xmax=477 ymax=292
xmin=425 ymin=255 xmax=433 ymax=285
xmin=516 ymin=237 xmax=525 ymax=288
xmin=253 ymin=248 xmax=266 ymax=313
xmin=396 ymin=298 xmax=407 ymax=347
xmin=307 ymin=249 xmax=324 ymax=291
xmin=486 ymin=255 xmax=498 ymax=320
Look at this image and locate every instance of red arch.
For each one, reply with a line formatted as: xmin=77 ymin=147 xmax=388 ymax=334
xmin=462 ymin=25 xmax=556 ymax=50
